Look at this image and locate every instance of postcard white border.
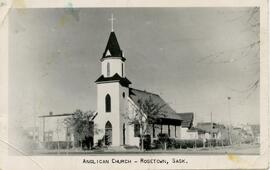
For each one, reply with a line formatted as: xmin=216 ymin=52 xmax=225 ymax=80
xmin=0 ymin=0 xmax=268 ymax=169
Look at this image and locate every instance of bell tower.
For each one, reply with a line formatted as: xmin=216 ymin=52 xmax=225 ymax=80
xmin=94 ymin=15 xmax=131 ymax=146
xmin=100 ymin=31 xmax=126 ymax=78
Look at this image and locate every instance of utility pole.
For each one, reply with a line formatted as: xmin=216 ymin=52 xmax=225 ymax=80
xmin=227 ymin=97 xmax=232 ymax=145
xmin=43 ymin=117 xmax=45 ymax=142
xmin=210 ymin=111 xmax=213 ymax=148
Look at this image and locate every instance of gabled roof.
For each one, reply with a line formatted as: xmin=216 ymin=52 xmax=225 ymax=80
xmin=177 ymin=112 xmax=194 ymax=128
xmin=196 ymin=122 xmax=226 ymax=133
xmin=39 ymin=113 xmax=74 ymax=118
xmin=186 ymin=127 xmax=205 ymax=133
xmin=101 ymin=32 xmax=126 ymax=61
xmin=95 ymin=73 xmax=131 ymax=87
xmin=129 ymin=88 xmax=182 ymax=123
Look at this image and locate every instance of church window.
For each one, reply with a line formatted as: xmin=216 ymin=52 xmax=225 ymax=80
xmin=107 ymin=62 xmax=110 ymax=77
xmin=134 ymin=123 xmax=140 ymax=137
xmin=123 ymin=123 xmax=126 ymax=145
xmin=122 ymin=92 xmax=125 ymax=98
xmin=106 ymin=50 xmax=111 ymax=56
xmin=105 ymin=121 xmax=112 ymax=145
xmin=121 ymin=63 xmax=123 ymax=76
xmin=105 ymin=94 xmax=111 ymax=112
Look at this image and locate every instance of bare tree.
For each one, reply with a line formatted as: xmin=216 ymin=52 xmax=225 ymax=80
xmin=126 ymin=96 xmax=166 ymax=151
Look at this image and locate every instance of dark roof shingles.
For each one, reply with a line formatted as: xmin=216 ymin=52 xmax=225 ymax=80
xmin=177 ymin=113 xmax=194 ymax=128
xmin=95 ymin=73 xmax=132 ymax=87
xmin=129 ymin=88 xmax=182 ymax=121
xmin=39 ymin=113 xmax=74 ymax=118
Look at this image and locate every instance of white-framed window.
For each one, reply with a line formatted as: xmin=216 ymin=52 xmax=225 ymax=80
xmin=107 ymin=62 xmax=110 ymax=77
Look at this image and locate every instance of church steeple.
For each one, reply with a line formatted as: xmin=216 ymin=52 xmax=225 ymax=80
xmin=101 ymin=32 xmax=126 ymax=61
xmin=101 ymin=14 xmax=125 ymax=61
xmin=94 ymin=14 xmax=132 ymax=147
xmin=95 ymin=14 xmax=131 ymax=87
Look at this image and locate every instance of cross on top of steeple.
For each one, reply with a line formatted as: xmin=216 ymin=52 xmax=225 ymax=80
xmin=100 ymin=14 xmax=126 ymax=62
xmin=108 ymin=13 xmax=115 ymax=32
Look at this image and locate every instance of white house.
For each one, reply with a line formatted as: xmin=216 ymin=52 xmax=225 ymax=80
xmin=196 ymin=122 xmax=228 ymax=140
xmin=38 ymin=113 xmax=74 ymax=145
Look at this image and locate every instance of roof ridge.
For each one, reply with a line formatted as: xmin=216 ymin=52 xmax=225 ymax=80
xmin=129 ymin=88 xmax=160 ymax=97
xmin=39 ymin=113 xmax=74 ymax=117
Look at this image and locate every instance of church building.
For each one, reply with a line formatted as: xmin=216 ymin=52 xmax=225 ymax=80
xmin=93 ymin=16 xmax=193 ymax=147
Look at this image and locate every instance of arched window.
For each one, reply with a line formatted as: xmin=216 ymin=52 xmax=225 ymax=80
xmin=121 ymin=63 xmax=123 ymax=76
xmin=123 ymin=123 xmax=126 ymax=145
xmin=105 ymin=121 xmax=112 ymax=145
xmin=105 ymin=94 xmax=111 ymax=112
xmin=107 ymin=63 xmax=110 ymax=77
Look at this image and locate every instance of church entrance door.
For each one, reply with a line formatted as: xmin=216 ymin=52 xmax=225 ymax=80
xmin=105 ymin=121 xmax=112 ymax=145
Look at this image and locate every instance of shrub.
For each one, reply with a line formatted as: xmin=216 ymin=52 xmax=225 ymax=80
xmin=152 ymin=133 xmax=175 ymax=149
xmin=152 ymin=136 xmax=227 ymax=150
xmin=221 ymin=139 xmax=230 ymax=146
xmin=181 ymin=144 xmax=187 ymax=149
xmin=44 ymin=141 xmax=72 ymax=150
xmin=174 ymin=139 xmax=204 ymax=149
xmin=140 ymin=134 xmax=151 ymax=150
xmin=167 ymin=138 xmax=176 ymax=149
xmin=156 ymin=133 xmax=169 ymax=149
xmin=97 ymin=139 xmax=104 ymax=148
xmin=216 ymin=139 xmax=229 ymax=146
xmin=157 ymin=133 xmax=170 ymax=143
xmin=152 ymin=139 xmax=160 ymax=149
xmin=82 ymin=136 xmax=94 ymax=150
xmin=185 ymin=140 xmax=195 ymax=148
xmin=174 ymin=139 xmax=184 ymax=148
xmin=174 ymin=140 xmax=181 ymax=149
xmin=195 ymin=140 xmax=203 ymax=147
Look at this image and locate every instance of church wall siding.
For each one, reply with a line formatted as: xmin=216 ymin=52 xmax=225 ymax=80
xmin=118 ymin=84 xmax=129 ymax=145
xmin=125 ymin=99 xmax=141 ymax=146
xmin=176 ymin=125 xmax=181 ymax=139
xmin=95 ymin=82 xmax=121 ymax=146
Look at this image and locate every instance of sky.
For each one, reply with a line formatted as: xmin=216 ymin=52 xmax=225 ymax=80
xmin=9 ymin=8 xmax=260 ymax=129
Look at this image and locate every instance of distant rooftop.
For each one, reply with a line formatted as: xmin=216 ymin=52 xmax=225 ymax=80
xmin=39 ymin=113 xmax=74 ymax=118
xmin=177 ymin=112 xmax=194 ymax=128
xmin=197 ymin=122 xmax=226 ymax=133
